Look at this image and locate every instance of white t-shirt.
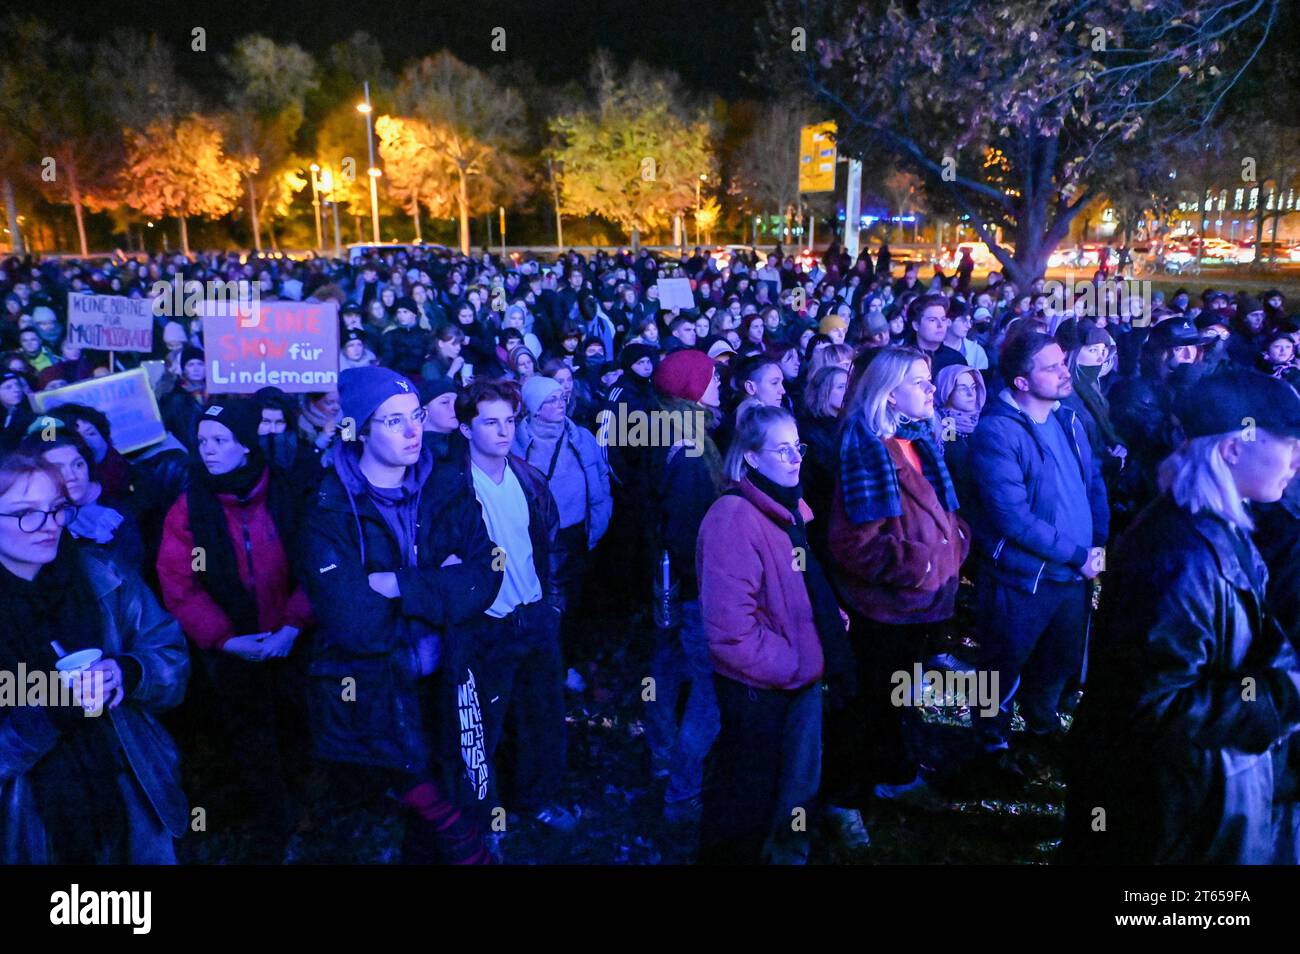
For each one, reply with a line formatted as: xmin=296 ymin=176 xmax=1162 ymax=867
xmin=471 ymin=461 xmax=542 ymax=618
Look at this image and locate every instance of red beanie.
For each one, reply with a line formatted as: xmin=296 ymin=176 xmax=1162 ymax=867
xmin=652 ymin=349 xmax=714 ymax=403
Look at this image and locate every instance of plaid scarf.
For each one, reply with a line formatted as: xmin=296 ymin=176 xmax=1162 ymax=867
xmin=839 ymin=414 xmax=959 ymax=524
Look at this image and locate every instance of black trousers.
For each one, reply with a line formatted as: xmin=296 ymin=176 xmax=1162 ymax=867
xmin=464 ymin=601 xmax=567 ymax=822
xmin=200 ymin=648 xmax=308 ymax=856
xmin=822 ymin=613 xmax=935 ymax=806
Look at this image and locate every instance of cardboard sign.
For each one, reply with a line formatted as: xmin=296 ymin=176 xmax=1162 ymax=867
xmin=655 ymin=278 xmax=696 ymax=312
xmin=67 ymin=293 xmax=154 ymax=353
xmin=202 ymin=300 xmax=339 ymax=394
xmin=34 ymin=368 xmax=165 ymax=453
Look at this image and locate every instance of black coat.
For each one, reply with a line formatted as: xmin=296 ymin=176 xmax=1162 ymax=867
xmin=379 ymin=326 xmax=432 ymax=380
xmin=300 ymin=454 xmax=501 ymax=773
xmin=1065 ymin=495 xmax=1300 ymax=863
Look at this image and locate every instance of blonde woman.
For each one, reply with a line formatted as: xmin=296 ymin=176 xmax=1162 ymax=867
xmin=1066 ymin=369 xmax=1300 ymax=864
xmin=825 ymin=346 xmax=968 ymax=811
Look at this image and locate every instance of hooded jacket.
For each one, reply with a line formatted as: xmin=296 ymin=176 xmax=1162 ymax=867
xmin=300 ymin=444 xmax=501 ymax=773
xmin=965 ymin=390 xmax=1109 ymax=594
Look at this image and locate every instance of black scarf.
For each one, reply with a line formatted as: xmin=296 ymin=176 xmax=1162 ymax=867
xmin=0 ymin=542 xmax=127 ymax=862
xmin=186 ymin=454 xmax=297 ymax=636
xmin=1073 ymin=365 xmax=1121 ymax=448
xmin=743 ymin=468 xmax=855 ymax=688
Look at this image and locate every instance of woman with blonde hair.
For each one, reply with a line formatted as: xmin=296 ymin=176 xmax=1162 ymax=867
xmin=824 ymin=346 xmax=968 ymax=815
xmin=1066 ymin=368 xmax=1300 ymax=864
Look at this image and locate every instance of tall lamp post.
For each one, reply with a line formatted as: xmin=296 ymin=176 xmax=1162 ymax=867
xmin=695 ymin=173 xmax=706 ymax=247
xmin=308 ymin=163 xmax=323 ymax=252
xmin=358 ymin=82 xmax=381 ymax=243
xmin=321 ymin=164 xmax=342 ymax=258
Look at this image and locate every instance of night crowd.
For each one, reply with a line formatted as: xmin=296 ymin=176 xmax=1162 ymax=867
xmin=2 ymin=240 xmax=1300 ymax=866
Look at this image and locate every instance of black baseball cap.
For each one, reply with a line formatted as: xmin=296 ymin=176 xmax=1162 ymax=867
xmin=1175 ymin=368 xmax=1300 ymax=439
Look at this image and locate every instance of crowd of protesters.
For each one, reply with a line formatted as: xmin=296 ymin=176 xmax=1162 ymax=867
xmin=1 ymin=238 xmax=1299 ymax=865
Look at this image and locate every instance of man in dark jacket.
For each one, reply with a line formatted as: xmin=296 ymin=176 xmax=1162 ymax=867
xmin=451 ymin=378 xmax=575 ymax=836
xmin=965 ymin=332 xmax=1109 ymax=782
xmin=301 ymin=366 xmax=500 ymax=863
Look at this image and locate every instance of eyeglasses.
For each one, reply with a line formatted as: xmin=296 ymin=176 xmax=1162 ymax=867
xmin=761 ymin=443 xmax=807 ymax=463
xmin=375 ymin=408 xmax=428 ymax=433
xmin=0 ymin=504 xmax=78 ymax=533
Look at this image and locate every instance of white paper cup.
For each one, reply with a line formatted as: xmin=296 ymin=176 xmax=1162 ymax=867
xmin=55 ymin=648 xmax=103 ymax=686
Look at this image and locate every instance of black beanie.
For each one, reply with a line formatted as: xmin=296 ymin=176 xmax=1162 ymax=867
xmin=416 ymin=376 xmax=458 ymax=406
xmin=200 ymin=399 xmax=263 ymax=451
xmin=180 ymin=345 xmax=205 ymax=367
xmin=395 ymin=296 xmax=419 ymax=316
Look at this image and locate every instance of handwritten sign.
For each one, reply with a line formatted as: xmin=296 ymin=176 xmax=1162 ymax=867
xmin=34 ymin=368 xmax=165 ymax=453
xmin=202 ymin=300 xmax=339 ymax=394
xmin=67 ymin=293 xmax=154 ymax=353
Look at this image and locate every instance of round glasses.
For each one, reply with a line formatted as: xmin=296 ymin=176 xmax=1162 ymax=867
xmin=762 ymin=443 xmax=807 ymax=464
xmin=1 ymin=504 xmax=78 ymax=533
xmin=374 ymin=407 xmax=428 ymax=433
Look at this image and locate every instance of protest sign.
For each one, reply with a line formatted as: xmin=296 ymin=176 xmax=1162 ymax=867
xmin=67 ymin=293 xmax=154 ymax=353
xmin=655 ymin=278 xmax=696 ymax=311
xmin=202 ymin=300 xmax=339 ymax=394
xmin=34 ymin=368 xmax=165 ymax=453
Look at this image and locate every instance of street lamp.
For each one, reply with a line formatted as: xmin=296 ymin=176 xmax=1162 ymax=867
xmin=695 ymin=173 xmax=707 ymax=247
xmin=308 ymin=163 xmax=323 ymax=252
xmin=358 ymin=82 xmax=380 ymax=243
xmin=320 ymin=165 xmax=342 ymax=258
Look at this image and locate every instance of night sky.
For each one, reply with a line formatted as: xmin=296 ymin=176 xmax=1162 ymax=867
xmin=34 ymin=0 xmax=764 ymax=98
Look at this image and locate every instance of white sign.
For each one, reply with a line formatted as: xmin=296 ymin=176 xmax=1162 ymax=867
xmin=655 ymin=278 xmax=696 ymax=312
xmin=67 ymin=293 xmax=154 ymax=353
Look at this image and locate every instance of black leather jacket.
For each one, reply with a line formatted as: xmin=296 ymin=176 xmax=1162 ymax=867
xmin=1066 ymin=494 xmax=1300 ymax=863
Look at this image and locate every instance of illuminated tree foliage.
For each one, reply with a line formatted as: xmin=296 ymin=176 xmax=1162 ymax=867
xmin=394 ymin=52 xmax=529 ymax=253
xmin=222 ymin=35 xmax=318 ymax=251
xmin=119 ymin=115 xmax=244 ymax=254
xmin=375 ymin=115 xmax=456 ymax=239
xmin=549 ymin=55 xmax=716 ymax=248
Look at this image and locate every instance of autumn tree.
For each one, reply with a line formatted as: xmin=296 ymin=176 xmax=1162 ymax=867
xmin=0 ymin=18 xmax=121 ymax=255
xmin=222 ymin=35 xmax=319 ymax=251
xmin=771 ymin=0 xmax=1282 ymax=284
xmin=375 ymin=115 xmax=456 ymax=240
xmin=549 ymin=55 xmax=716 ymax=248
xmin=119 ymin=115 xmax=244 ymax=254
xmin=394 ymin=52 xmax=529 ymax=253
xmin=85 ymin=29 xmax=200 ymax=250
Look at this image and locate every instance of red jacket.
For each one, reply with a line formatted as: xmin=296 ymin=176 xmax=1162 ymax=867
xmin=828 ymin=437 xmax=970 ymax=624
xmin=697 ymin=478 xmax=825 ymax=691
xmin=157 ymin=469 xmax=313 ymax=650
